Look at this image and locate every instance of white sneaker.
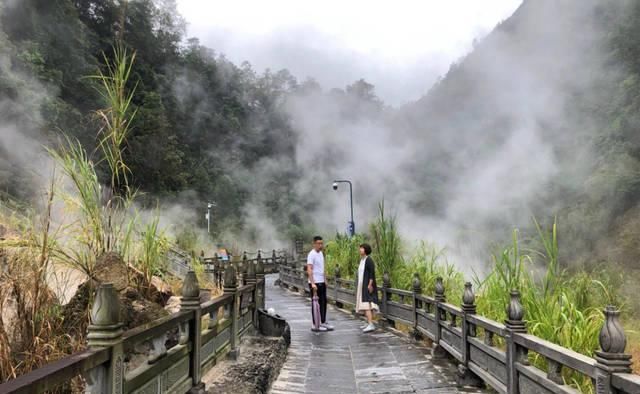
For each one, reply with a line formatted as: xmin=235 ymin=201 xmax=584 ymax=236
xmin=321 ymin=322 xmax=334 ymax=331
xmin=362 ymin=323 xmax=376 ymax=333
xmin=360 ymin=323 xmax=368 ymax=329
xmin=311 ymin=325 xmax=328 ymax=332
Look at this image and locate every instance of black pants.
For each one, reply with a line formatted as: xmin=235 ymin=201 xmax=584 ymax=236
xmin=309 ymin=282 xmax=327 ymax=325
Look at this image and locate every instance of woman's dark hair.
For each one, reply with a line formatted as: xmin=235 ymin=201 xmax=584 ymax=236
xmin=359 ymin=243 xmax=372 ymax=255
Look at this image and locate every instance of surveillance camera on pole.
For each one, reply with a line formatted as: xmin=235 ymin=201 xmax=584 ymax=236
xmin=332 ymin=180 xmax=355 ymax=237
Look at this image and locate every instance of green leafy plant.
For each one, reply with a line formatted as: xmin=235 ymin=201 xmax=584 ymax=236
xmin=370 ymin=200 xmax=402 ymax=280
xmin=137 ymin=211 xmax=168 ymax=297
xmin=324 ymin=232 xmax=365 ymax=279
xmin=89 ymin=44 xmax=138 ymax=192
xmin=398 ymin=241 xmax=464 ymax=299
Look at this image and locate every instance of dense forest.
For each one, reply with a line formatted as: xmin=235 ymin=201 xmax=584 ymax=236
xmin=0 ymin=0 xmax=303 ymax=241
xmin=3 ymin=0 xmax=640 ymax=271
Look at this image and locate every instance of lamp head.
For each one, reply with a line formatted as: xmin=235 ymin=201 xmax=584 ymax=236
xmin=332 ymin=182 xmax=338 ymax=190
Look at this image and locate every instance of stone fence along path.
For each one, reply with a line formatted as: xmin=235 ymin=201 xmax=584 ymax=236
xmin=277 ymin=256 xmax=640 ymax=394
xmin=266 ymin=275 xmax=487 ymax=394
xmin=2 ymin=250 xmax=640 ymax=394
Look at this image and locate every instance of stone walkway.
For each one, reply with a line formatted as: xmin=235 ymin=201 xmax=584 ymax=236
xmin=266 ymin=275 xmax=489 ymax=394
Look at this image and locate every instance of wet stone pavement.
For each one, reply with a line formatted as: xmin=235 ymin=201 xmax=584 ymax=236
xmin=266 ymin=275 xmax=489 ymax=394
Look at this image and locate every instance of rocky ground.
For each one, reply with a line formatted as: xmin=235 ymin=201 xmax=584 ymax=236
xmin=61 ymin=252 xmax=173 ymax=338
xmin=203 ymin=336 xmax=288 ymax=394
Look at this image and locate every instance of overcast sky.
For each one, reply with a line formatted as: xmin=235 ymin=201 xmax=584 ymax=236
xmin=176 ymin=0 xmax=522 ymax=106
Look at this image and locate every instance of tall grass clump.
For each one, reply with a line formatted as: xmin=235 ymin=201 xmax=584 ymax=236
xmin=370 ymin=200 xmax=402 ymax=280
xmin=0 ymin=179 xmax=83 ymax=385
xmin=476 ymin=218 xmax=614 ymax=392
xmin=324 ymin=232 xmax=365 ymax=278
xmin=136 ymin=212 xmax=169 ymax=297
xmin=48 ymin=45 xmax=138 ymax=279
xmin=474 ymin=229 xmax=529 ymax=319
xmin=91 ymin=44 xmax=138 ymax=192
xmin=48 ymin=137 xmax=137 ymax=277
xmin=397 ymin=241 xmax=465 ymax=299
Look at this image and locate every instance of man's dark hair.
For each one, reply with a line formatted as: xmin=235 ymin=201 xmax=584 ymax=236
xmin=313 ymin=236 xmax=323 ymax=242
xmin=360 ymin=243 xmax=372 ymax=255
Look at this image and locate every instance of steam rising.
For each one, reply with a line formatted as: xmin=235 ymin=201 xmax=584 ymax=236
xmin=0 ymin=0 xmax=629 ymax=269
xmin=236 ymin=0 xmax=623 ymax=271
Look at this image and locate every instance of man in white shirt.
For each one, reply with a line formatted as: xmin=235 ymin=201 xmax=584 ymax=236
xmin=307 ymin=236 xmax=334 ymax=332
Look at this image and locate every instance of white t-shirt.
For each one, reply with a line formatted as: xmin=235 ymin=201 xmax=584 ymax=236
xmin=307 ymin=249 xmax=325 ymax=284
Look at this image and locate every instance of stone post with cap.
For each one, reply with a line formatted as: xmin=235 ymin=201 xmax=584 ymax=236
xmin=412 ymin=273 xmax=422 ymax=339
xmin=432 ymin=276 xmax=448 ymax=359
xmin=180 ymin=271 xmax=205 ymax=393
xmin=256 ymin=254 xmax=265 ymax=310
xmin=505 ymin=289 xmax=527 ymax=394
xmin=334 ymin=266 xmax=343 ymax=309
xmin=85 ymin=283 xmax=124 ymax=394
xmin=382 ymin=272 xmax=394 ymax=328
xmin=595 ymin=305 xmax=632 ymax=394
xmin=457 ymin=282 xmax=482 ymax=387
xmin=223 ymin=262 xmax=240 ymax=360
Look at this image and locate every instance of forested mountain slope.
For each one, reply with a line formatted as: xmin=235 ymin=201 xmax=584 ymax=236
xmin=0 ymin=0 xmax=301 ymax=239
xmin=397 ymin=0 xmax=640 ymax=267
xmin=3 ymin=0 xmax=640 ymax=268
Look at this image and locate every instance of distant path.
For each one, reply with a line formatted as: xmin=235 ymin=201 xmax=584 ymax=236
xmin=265 ymin=275 xmax=488 ymax=394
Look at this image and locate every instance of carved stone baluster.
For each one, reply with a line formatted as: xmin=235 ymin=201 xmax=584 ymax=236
xmin=484 ymin=331 xmax=494 ymax=347
xmin=382 ymin=272 xmax=393 ymax=328
xmin=213 ymin=253 xmax=220 ymax=287
xmin=412 ymin=273 xmax=422 ymax=309
xmin=505 ymin=290 xmax=528 ymax=364
xmin=223 ymin=263 xmax=240 ymax=360
xmin=594 ymin=305 xmax=632 ymax=394
xmin=208 ymin=309 xmax=219 ymax=331
xmin=85 ymin=283 xmax=124 ymax=394
xmin=457 ymin=281 xmax=481 ymax=387
xmin=334 ymin=266 xmax=343 ymax=308
xmin=412 ymin=273 xmax=421 ymax=338
xmin=505 ymin=289 xmax=527 ymax=394
xmin=462 ymin=282 xmax=477 ymax=337
xmin=547 ymin=359 xmax=563 ymax=385
xmin=179 ymin=321 xmax=189 ymax=345
xmin=256 ymin=256 xmax=265 ymax=310
xmin=241 ymin=252 xmax=248 ymax=285
xmin=435 ymin=276 xmax=446 ymax=320
xmin=432 ymin=277 xmax=447 ymax=359
xmin=180 ymin=271 xmax=204 ymax=390
xmin=84 ymin=365 xmax=106 ymax=394
xmin=148 ymin=333 xmax=168 ymax=364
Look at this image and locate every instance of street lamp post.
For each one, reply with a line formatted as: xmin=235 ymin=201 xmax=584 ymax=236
xmin=332 ymin=180 xmax=355 ymax=236
xmin=206 ymin=202 xmax=215 ymax=234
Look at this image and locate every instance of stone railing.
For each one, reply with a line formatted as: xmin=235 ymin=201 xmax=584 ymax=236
xmin=168 ymin=248 xmax=287 ymax=286
xmin=0 ymin=260 xmax=267 ymax=394
xmin=202 ymin=249 xmax=287 ymax=287
xmin=278 ymin=259 xmax=640 ymax=394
